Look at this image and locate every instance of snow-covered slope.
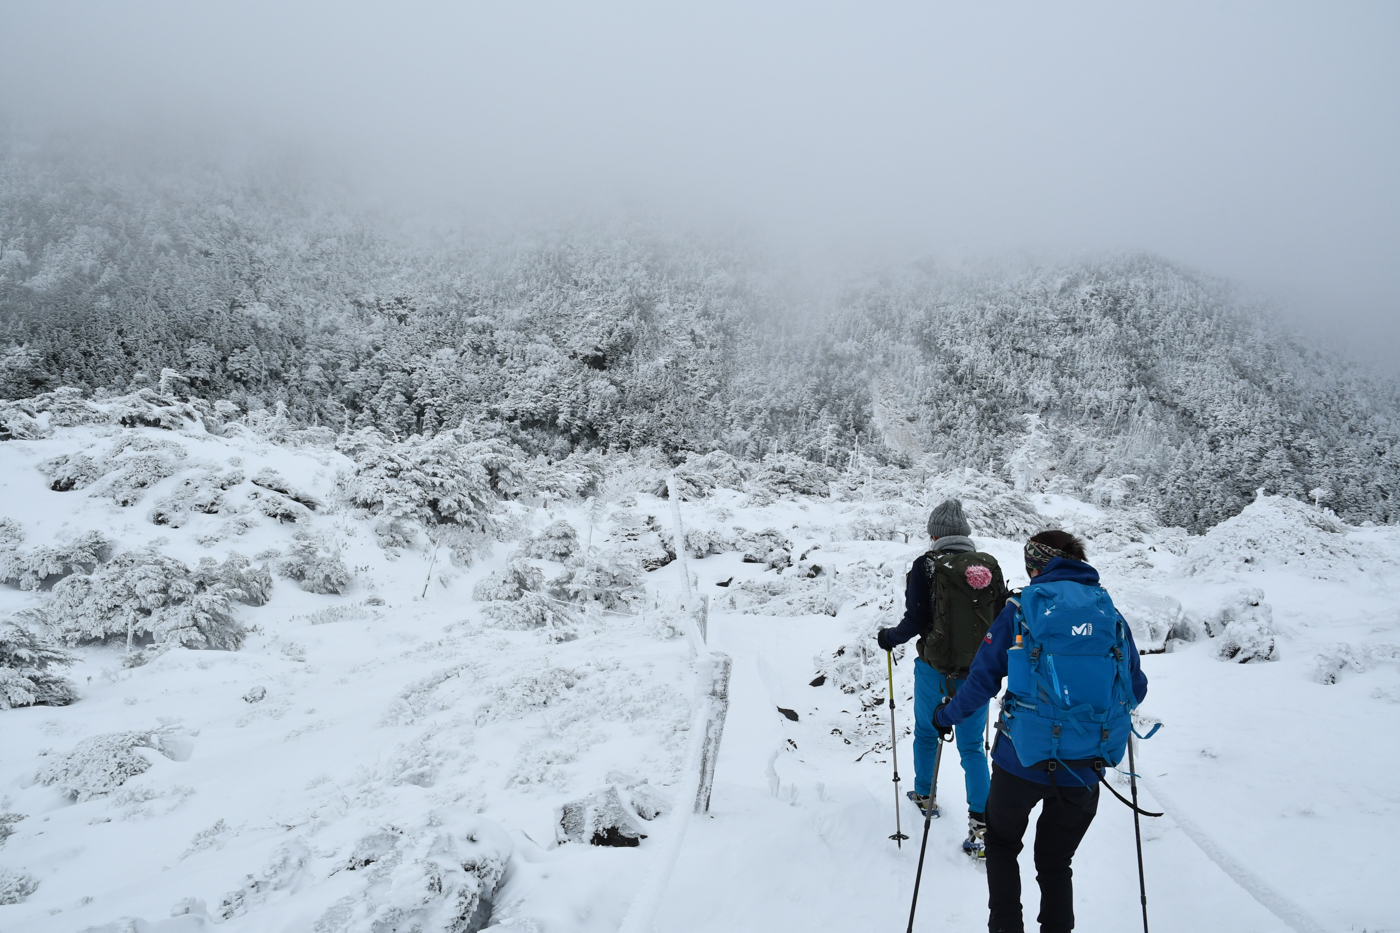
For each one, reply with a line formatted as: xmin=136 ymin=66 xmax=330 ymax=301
xmin=1 ymin=414 xmax=1397 ymax=932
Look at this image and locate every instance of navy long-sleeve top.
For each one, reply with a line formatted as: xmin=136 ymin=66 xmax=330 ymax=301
xmin=934 ymin=557 xmax=1150 ymax=786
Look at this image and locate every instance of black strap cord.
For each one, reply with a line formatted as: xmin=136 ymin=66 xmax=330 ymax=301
xmin=1093 ymin=761 xmax=1164 ymax=817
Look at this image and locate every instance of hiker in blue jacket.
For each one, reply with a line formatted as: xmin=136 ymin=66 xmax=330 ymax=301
xmin=933 ymin=529 xmax=1149 ymax=933
xmin=876 ymin=499 xmax=1007 ymax=858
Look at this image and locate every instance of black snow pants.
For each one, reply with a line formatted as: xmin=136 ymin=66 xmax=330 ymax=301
xmin=985 ymin=762 xmax=1099 ymax=933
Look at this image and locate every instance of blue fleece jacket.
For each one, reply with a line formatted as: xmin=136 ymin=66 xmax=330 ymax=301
xmin=933 ymin=557 xmax=1149 ymax=786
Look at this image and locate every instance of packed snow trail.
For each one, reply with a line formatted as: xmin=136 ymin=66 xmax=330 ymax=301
xmin=655 ymin=611 xmax=1301 ymax=932
xmin=3 ymin=418 xmax=1399 ymax=931
xmin=1140 ymin=776 xmax=1327 ymax=933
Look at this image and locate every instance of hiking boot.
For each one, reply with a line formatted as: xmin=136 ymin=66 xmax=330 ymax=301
xmin=963 ymin=812 xmax=987 ymax=859
xmin=906 ymin=790 xmax=939 ymax=817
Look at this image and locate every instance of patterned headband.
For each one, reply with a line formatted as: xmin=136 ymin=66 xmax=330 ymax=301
xmin=1024 ymin=538 xmax=1071 ymax=572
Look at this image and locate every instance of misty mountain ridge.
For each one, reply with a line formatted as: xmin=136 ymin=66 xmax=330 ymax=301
xmin=1 ymin=155 xmax=1396 ymax=532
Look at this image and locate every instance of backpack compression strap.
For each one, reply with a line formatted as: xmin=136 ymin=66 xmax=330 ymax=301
xmin=1091 ymin=760 xmax=1164 ymax=817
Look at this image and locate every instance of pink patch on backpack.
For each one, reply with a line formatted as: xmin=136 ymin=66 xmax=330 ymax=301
xmin=965 ymin=565 xmax=993 ymax=590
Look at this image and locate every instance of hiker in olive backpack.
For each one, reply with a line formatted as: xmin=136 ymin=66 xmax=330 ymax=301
xmin=933 ymin=530 xmax=1150 ymax=933
xmin=876 ymin=498 xmax=1007 ymax=859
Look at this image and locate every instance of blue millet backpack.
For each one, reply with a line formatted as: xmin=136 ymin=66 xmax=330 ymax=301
xmin=1001 ymin=578 xmax=1137 ymax=777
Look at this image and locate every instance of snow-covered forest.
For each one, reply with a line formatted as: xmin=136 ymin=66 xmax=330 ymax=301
xmin=2 ymin=141 xmax=1399 ymax=933
xmin=3 ymin=153 xmax=1398 ymax=532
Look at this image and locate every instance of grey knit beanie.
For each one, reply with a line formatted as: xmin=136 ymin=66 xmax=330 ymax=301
xmin=927 ymin=498 xmax=971 ymax=538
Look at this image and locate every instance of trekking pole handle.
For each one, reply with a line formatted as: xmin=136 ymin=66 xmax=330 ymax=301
xmin=887 ymin=650 xmax=897 ymax=710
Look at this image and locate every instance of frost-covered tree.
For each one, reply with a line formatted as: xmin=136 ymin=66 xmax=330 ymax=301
xmin=0 ymin=528 xmax=113 ymax=591
xmin=521 ymin=521 xmax=581 ymax=562
xmin=339 ymin=429 xmax=524 ymax=539
xmin=0 ymin=616 xmax=77 ymax=709
xmin=276 ymin=534 xmax=352 ymax=595
xmin=2 ymin=144 xmax=1398 ymax=530
xmin=48 ymin=551 xmax=251 ymax=649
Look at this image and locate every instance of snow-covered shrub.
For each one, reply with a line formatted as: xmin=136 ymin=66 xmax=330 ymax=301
xmin=0 ymin=812 xmax=22 ymax=847
xmin=49 ymin=550 xmax=249 ymax=649
xmin=1313 ymin=643 xmax=1400 ymax=685
xmin=96 ymin=436 xmax=191 ymax=506
xmin=1087 ymin=472 xmax=1143 ymax=510
xmin=666 ymin=525 xmax=736 ymax=559
xmin=303 ymin=604 xmax=374 ymax=626
xmin=472 ymin=560 xmax=545 ymax=602
xmin=0 ymin=868 xmax=38 ymax=905
xmin=217 ymin=839 xmax=312 ymax=921
xmin=747 ymin=453 xmax=831 ymax=500
xmin=198 ymin=513 xmax=261 ymax=546
xmin=40 ymin=434 xmax=190 ymax=505
xmin=811 ymin=613 xmax=893 ymax=695
xmin=0 ymin=400 xmax=50 ymax=442
xmin=830 ymin=463 xmax=921 ymax=503
xmin=608 ymin=510 xmax=674 ymax=571
xmin=0 ymin=616 xmax=77 ymax=709
xmin=596 ymin=448 xmax=671 ymax=500
xmin=120 ymin=643 xmax=173 ymax=669
xmin=841 ymin=504 xmax=918 ymax=543
xmin=29 ymin=385 xmax=102 ymax=427
xmin=521 ymin=520 xmax=580 ymax=562
xmin=36 ymin=729 xmax=179 ymax=800
xmin=558 ymin=784 xmax=651 ymax=846
xmin=38 ymin=451 xmax=104 ymax=491
xmin=148 ymin=469 xmax=244 ymax=527
xmin=0 ymin=517 xmax=20 ymax=550
xmin=740 ymin=528 xmax=792 ymax=570
xmin=671 ymin=450 xmax=749 ymax=500
xmin=480 ymin=592 xmax=578 ymax=635
xmin=277 ymin=534 xmax=352 ymax=595
xmin=247 ymin=485 xmax=313 ymax=524
xmin=1113 ymin=591 xmax=1181 ymax=654
xmin=0 ymin=529 xmax=113 ymax=590
xmin=251 ymin=468 xmax=319 ymax=510
xmin=721 ymin=577 xmax=847 ymax=617
xmin=109 ymin=387 xmax=203 ymax=431
xmin=313 ymin=817 xmax=510 ymax=933
xmin=549 ymin=552 xmax=644 ymax=611
xmin=1062 ymin=510 xmax=1179 ymax=555
xmin=339 ymin=429 xmax=523 ymax=538
xmin=522 ymin=451 xmax=603 ymax=502
xmin=474 ymin=559 xmax=576 ymax=633
xmin=1209 ymin=589 xmax=1277 ymax=663
xmin=627 ymin=780 xmax=672 ymax=821
xmin=196 ymin=553 xmax=274 ymax=606
xmin=1314 ymin=643 xmax=1367 ymax=685
xmin=1185 ymin=493 xmax=1369 ymax=579
xmin=1166 ymin=612 xmax=1207 ymax=643
xmin=923 ymin=469 xmax=1044 ymax=540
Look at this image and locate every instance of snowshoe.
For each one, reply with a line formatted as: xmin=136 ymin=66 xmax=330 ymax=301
xmin=906 ymin=790 xmax=939 ymax=818
xmin=962 ymin=813 xmax=986 ymax=859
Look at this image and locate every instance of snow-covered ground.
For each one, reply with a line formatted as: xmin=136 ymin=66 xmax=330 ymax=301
xmin=1 ymin=409 xmax=1398 ymax=932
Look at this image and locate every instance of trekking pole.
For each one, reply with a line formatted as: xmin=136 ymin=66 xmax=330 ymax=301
xmin=906 ymin=733 xmax=947 ymax=933
xmin=1128 ymin=733 xmax=1150 ymax=933
xmin=886 ymin=651 xmax=908 ymax=847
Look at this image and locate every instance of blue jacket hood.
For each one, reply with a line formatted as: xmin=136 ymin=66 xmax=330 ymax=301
xmin=1029 ymin=557 xmax=1099 ymax=588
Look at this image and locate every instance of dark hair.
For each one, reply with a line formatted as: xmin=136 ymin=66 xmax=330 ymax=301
xmin=1029 ymin=529 xmax=1087 ymax=562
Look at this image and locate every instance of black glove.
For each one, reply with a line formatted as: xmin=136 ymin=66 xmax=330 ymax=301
xmin=876 ymin=628 xmax=894 ymax=651
xmin=932 ymin=697 xmax=954 ymax=740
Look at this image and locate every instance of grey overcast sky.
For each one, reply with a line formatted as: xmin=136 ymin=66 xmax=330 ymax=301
xmin=2 ymin=2 xmax=1398 ymax=368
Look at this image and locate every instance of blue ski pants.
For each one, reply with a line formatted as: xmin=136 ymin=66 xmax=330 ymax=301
xmin=913 ymin=657 xmax=990 ymax=814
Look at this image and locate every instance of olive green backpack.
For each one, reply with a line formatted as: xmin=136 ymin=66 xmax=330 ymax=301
xmin=916 ymin=550 xmax=1007 ymax=677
